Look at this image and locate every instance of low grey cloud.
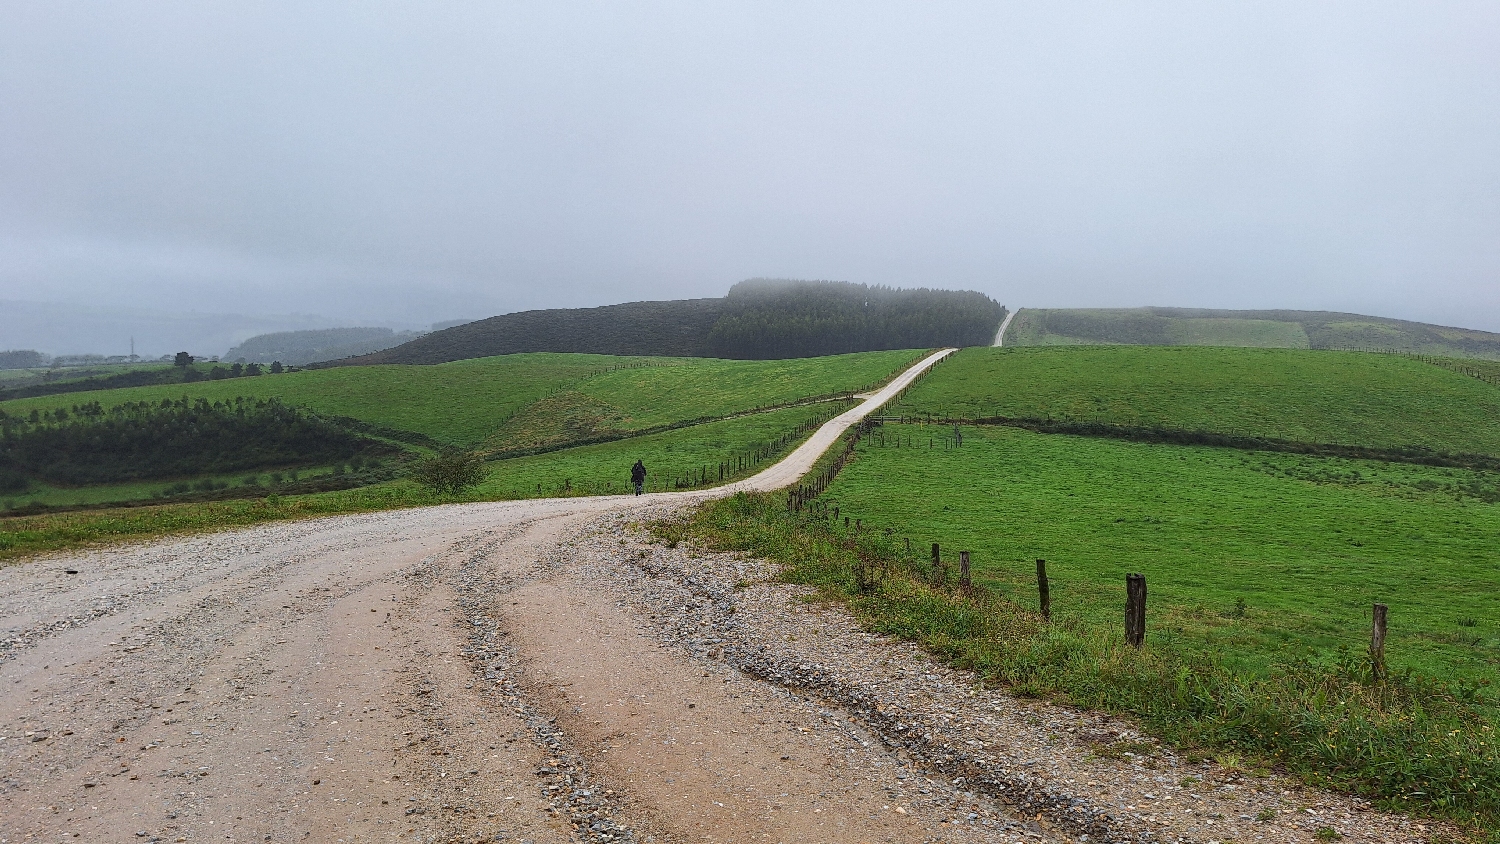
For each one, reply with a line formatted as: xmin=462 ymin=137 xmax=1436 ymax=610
xmin=3 ymin=1 xmax=1497 ymax=354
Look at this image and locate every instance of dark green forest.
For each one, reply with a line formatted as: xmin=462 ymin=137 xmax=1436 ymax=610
xmin=0 ymin=397 xmax=381 ymax=490
xmin=703 ymin=279 xmax=1003 ymax=359
xmin=334 ymin=280 xmax=1005 ymax=366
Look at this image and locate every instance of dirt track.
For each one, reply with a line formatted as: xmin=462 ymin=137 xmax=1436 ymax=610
xmin=1 ymin=349 xmax=1443 ymax=843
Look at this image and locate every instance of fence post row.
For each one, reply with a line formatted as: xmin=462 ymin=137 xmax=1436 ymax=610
xmin=1125 ymin=573 xmax=1147 ymax=648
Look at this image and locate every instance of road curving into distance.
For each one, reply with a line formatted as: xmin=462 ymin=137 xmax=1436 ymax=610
xmin=0 ymin=345 xmax=1429 ymax=844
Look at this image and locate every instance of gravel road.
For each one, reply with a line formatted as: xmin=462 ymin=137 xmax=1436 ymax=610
xmin=993 ymin=310 xmax=1019 ymax=347
xmin=1 ymin=350 xmax=1451 ymax=843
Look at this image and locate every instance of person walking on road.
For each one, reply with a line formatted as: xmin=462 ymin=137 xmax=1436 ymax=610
xmin=630 ymin=459 xmax=647 ymax=496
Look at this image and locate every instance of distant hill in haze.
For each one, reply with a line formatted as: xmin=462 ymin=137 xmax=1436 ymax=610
xmin=224 ymin=327 xmax=425 ymax=365
xmin=1003 ymin=307 xmax=1500 ymax=360
xmin=332 ymin=280 xmax=1006 ymax=365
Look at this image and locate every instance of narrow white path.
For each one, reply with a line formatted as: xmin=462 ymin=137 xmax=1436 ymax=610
xmin=993 ymin=307 xmax=1019 ymax=346
xmin=725 ymin=347 xmax=954 ymax=493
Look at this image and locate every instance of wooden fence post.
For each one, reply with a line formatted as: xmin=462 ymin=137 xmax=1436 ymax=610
xmin=1036 ymin=559 xmax=1051 ymax=621
xmin=959 ymin=551 xmax=971 ymax=588
xmin=1125 ymin=573 xmax=1147 ymax=647
xmin=1371 ymin=603 xmax=1388 ymax=680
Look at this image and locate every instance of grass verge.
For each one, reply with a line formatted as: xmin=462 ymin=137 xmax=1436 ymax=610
xmin=0 ymin=483 xmax=438 ymax=561
xmin=657 ymin=491 xmax=1499 ymax=837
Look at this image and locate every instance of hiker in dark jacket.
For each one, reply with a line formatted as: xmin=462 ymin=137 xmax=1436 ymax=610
xmin=630 ymin=460 xmax=647 ymax=496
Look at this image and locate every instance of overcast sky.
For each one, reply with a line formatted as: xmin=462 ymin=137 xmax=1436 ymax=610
xmin=3 ymin=1 xmax=1498 ymax=352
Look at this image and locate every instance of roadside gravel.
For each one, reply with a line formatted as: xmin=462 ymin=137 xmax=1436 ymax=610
xmin=564 ymin=502 xmax=1458 ymax=844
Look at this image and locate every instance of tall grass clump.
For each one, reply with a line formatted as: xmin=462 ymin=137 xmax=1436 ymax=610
xmin=660 ymin=491 xmax=1500 ymax=836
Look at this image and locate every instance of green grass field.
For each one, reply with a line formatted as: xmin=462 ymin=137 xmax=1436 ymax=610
xmin=0 ymin=353 xmax=655 ymax=446
xmin=1163 ymin=317 xmax=1309 ymax=348
xmin=2 ymin=462 xmax=370 ymax=509
xmin=896 ymin=346 xmax=1500 ymax=456
xmin=1 ymin=350 xmax=916 ymax=450
xmin=0 ymin=401 xmax=841 ymax=560
xmin=485 ymin=350 xmax=917 ymax=452
xmin=1005 ymin=307 xmax=1500 ymax=359
xmin=481 ymin=403 xmax=848 ymax=498
xmin=822 ymin=424 xmax=1500 ymax=688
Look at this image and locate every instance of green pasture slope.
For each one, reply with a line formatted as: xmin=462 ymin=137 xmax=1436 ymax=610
xmin=0 ymin=354 xmax=651 ymax=447
xmin=485 ymin=351 xmax=917 ymax=452
xmin=825 ymin=426 xmax=1500 ymax=686
xmin=0 ymin=350 xmax=917 ymax=451
xmin=768 ymin=343 xmax=1500 ymax=828
xmin=481 ymin=404 xmax=847 ymax=499
xmin=1 ymin=350 xmax=917 ymax=554
xmin=895 ymin=346 xmax=1500 ymax=457
xmin=0 ymin=402 xmax=845 ymax=561
xmin=1005 ymin=306 xmax=1500 ymax=359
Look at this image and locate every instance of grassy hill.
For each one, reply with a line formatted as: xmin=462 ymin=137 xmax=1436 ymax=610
xmin=892 ymin=345 xmax=1500 ymax=458
xmin=0 ymin=349 xmax=918 ymax=511
xmin=486 ymin=351 xmax=918 ymax=453
xmin=0 ymin=353 xmax=642 ymax=448
xmin=1005 ymin=307 xmax=1500 ymax=360
xmin=804 ymin=423 xmax=1500 ymax=825
xmin=341 ymin=279 xmax=1003 ymax=366
xmin=0 ymin=350 xmax=916 ymax=450
xmin=676 ymin=341 xmax=1500 ymax=828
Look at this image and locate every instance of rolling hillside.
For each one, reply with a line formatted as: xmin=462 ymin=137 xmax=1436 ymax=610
xmin=337 ymin=279 xmax=1004 ymax=366
xmin=0 ymin=349 xmax=918 ymax=510
xmin=892 ymin=345 xmax=1500 ymax=458
xmin=1004 ymin=307 xmax=1500 ymax=359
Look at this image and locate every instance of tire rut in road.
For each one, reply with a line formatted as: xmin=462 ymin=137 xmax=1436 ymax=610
xmin=404 ymin=517 xmax=638 ymax=843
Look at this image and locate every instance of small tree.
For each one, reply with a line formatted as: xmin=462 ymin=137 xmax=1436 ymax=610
xmin=173 ymin=351 xmax=194 ymax=367
xmin=245 ymin=363 xmax=264 ymax=376
xmin=409 ymin=450 xmax=486 ymax=496
xmin=270 ymin=361 xmax=284 ymax=374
